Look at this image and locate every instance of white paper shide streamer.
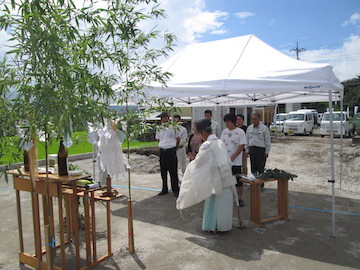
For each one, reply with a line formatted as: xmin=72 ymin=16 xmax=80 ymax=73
xmin=97 ymin=119 xmax=127 ymax=184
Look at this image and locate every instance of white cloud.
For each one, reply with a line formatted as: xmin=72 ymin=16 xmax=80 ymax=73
xmin=342 ymin=13 xmax=360 ymax=26
xmin=155 ymin=0 xmax=229 ymax=44
xmin=268 ymin=19 xmax=276 ymax=26
xmin=183 ymin=10 xmax=228 ymax=40
xmin=234 ymin=11 xmax=255 ymax=19
xmin=234 ymin=11 xmax=256 ymax=24
xmin=0 ymin=30 xmax=16 ymax=59
xmin=300 ymin=35 xmax=360 ymax=81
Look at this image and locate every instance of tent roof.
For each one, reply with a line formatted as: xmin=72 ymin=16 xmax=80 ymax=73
xmin=148 ymin=35 xmax=343 ymax=106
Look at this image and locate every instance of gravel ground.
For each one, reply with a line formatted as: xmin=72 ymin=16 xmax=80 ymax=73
xmin=72 ymin=135 xmax=360 ymax=196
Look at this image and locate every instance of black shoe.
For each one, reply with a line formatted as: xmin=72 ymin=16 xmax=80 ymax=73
xmin=158 ymin=191 xmax=168 ymax=196
xmin=238 ymin=199 xmax=244 ymax=207
xmin=174 ymin=192 xmax=179 ymax=198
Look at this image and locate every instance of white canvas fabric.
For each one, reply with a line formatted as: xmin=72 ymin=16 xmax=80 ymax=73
xmin=176 ymin=135 xmax=236 ymax=210
xmin=146 ymin=35 xmax=343 ymax=106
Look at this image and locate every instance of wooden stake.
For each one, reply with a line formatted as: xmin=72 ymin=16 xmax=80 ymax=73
xmin=28 ymin=135 xmax=38 ymax=191
xmin=106 ymin=175 xmax=112 ymax=196
xmin=127 ymin=199 xmax=135 ymax=254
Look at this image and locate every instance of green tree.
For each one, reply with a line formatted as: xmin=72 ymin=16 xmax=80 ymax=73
xmin=88 ymin=0 xmax=176 ymax=254
xmin=0 ymin=1 xmax=116 ymax=267
xmin=342 ymin=74 xmax=360 ymax=115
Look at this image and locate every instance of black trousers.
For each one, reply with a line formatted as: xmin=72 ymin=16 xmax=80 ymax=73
xmin=159 ymin=147 xmax=179 ymax=194
xmin=249 ymin=146 xmax=267 ymax=175
xmin=232 ymin=166 xmax=243 ymax=187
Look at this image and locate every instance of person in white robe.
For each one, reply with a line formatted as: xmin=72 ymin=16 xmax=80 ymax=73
xmin=176 ymin=118 xmax=236 ymax=232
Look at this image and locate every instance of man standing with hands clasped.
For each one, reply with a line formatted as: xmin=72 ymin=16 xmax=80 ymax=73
xmin=173 ymin=114 xmax=188 ymax=176
xmin=204 ymin=109 xmax=221 ymax=138
xmin=156 ymin=113 xmax=180 ymax=197
xmin=221 ymin=114 xmax=247 ymax=207
xmin=245 ymin=113 xmax=271 ymax=182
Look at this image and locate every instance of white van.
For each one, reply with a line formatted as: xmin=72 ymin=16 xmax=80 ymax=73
xmin=320 ymin=111 xmax=354 ymax=137
xmin=270 ymin=113 xmax=288 ymax=133
xmin=296 ymin=109 xmax=319 ymax=127
xmin=283 ymin=111 xmax=314 ymax=135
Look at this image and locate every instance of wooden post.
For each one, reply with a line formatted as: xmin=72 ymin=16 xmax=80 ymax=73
xmin=57 ymin=185 xmax=66 ymax=270
xmin=65 ymin=194 xmax=71 ymax=242
xmin=70 ymin=181 xmax=81 ymax=269
xmin=31 ymin=191 xmax=42 ymax=268
xmin=91 ymin=192 xmax=97 ymax=262
xmin=127 ymin=199 xmax=135 ymax=254
xmin=106 ymin=175 xmax=112 ymax=196
xmin=84 ymin=192 xmax=92 ymax=265
xmin=15 ymin=190 xmax=24 ymax=253
xmin=28 ymin=136 xmax=38 ymax=190
xmin=107 ymin=201 xmax=112 ymax=255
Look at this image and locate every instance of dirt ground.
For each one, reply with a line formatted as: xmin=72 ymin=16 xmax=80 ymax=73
xmin=128 ymin=135 xmax=360 ymax=194
xmin=0 ymin=135 xmax=359 ymax=270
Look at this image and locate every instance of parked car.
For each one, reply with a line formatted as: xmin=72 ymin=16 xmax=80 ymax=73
xmin=320 ymin=111 xmax=354 ymax=138
xmin=270 ymin=113 xmax=288 ymax=133
xmin=296 ymin=109 xmax=319 ymax=127
xmin=283 ymin=111 xmax=314 ymax=135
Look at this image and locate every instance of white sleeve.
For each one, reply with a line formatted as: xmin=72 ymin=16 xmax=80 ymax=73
xmin=239 ymin=129 xmax=247 ymax=146
xmin=245 ymin=126 xmax=250 ymax=152
xmin=220 ymin=129 xmax=226 ymax=142
xmin=180 ymin=127 xmax=188 ymax=145
xmin=174 ymin=126 xmax=180 ymax=139
xmin=264 ymin=126 xmax=271 ymax=154
xmin=155 ymin=130 xmax=160 ymax=140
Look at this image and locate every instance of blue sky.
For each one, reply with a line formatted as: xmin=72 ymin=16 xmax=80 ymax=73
xmin=203 ymin=0 xmax=359 ymax=49
xmin=155 ymin=0 xmax=360 ymax=81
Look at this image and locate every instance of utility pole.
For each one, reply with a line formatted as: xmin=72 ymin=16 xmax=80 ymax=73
xmin=290 ymin=42 xmax=305 ymax=60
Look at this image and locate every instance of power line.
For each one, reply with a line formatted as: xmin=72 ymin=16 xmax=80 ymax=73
xmin=290 ymin=42 xmax=305 ymax=60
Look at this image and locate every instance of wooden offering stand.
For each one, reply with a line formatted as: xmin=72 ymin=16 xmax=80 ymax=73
xmin=240 ymin=178 xmax=289 ymax=227
xmin=98 ymin=176 xmax=122 ymax=199
xmin=9 ymin=169 xmax=123 ymax=270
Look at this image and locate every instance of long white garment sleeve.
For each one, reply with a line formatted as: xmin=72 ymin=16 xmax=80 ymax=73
xmin=176 ymin=135 xmax=236 ymax=210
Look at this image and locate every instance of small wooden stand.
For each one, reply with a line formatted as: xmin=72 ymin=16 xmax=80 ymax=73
xmin=241 ymin=178 xmax=289 ymax=227
xmin=9 ymin=169 xmax=123 ymax=270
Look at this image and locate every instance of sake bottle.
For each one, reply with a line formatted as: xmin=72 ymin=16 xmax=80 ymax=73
xmin=24 ymin=150 xmax=30 ymax=172
xmin=57 ymin=140 xmax=68 ymax=176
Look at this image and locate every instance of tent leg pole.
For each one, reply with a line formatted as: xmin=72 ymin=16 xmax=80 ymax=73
xmin=340 ymin=98 xmax=343 ymax=190
xmin=329 ymin=90 xmax=336 ymax=238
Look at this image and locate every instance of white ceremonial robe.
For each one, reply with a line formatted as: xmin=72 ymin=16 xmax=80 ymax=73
xmin=176 ymin=134 xmax=236 ymax=210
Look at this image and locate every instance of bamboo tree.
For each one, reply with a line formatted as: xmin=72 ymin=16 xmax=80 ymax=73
xmin=0 ymin=0 xmax=115 ymax=267
xmin=89 ymin=0 xmax=177 ymax=254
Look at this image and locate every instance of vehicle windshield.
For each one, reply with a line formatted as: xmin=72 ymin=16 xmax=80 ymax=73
xmin=287 ymin=114 xmax=304 ymax=121
xmin=275 ymin=115 xmax=287 ymax=121
xmin=323 ymin=113 xmax=346 ymax=121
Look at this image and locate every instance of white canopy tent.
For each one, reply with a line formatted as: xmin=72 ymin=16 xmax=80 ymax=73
xmin=148 ymin=34 xmax=343 ymax=237
xmin=149 ymin=34 xmax=342 ymax=106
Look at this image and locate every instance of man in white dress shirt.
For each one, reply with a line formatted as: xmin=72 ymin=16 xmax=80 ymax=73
xmin=204 ymin=109 xmax=221 ymax=138
xmin=245 ymin=113 xmax=271 ymax=177
xmin=173 ymin=115 xmax=188 ymax=175
xmin=156 ymin=113 xmax=180 ymax=197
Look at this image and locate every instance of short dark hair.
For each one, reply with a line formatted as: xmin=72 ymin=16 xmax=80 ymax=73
xmin=252 ymin=113 xmax=261 ymax=119
xmin=236 ymin=114 xmax=244 ymax=120
xmin=173 ymin=114 xmax=181 ymax=120
xmin=223 ymin=113 xmax=236 ymax=124
xmin=158 ymin=112 xmax=169 ymax=118
xmin=204 ymin=109 xmax=212 ymax=116
xmin=196 ymin=118 xmax=212 ymax=133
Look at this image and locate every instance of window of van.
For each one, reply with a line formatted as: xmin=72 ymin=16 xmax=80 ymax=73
xmin=323 ymin=113 xmax=346 ymax=121
xmin=288 ymin=114 xmax=304 ymax=121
